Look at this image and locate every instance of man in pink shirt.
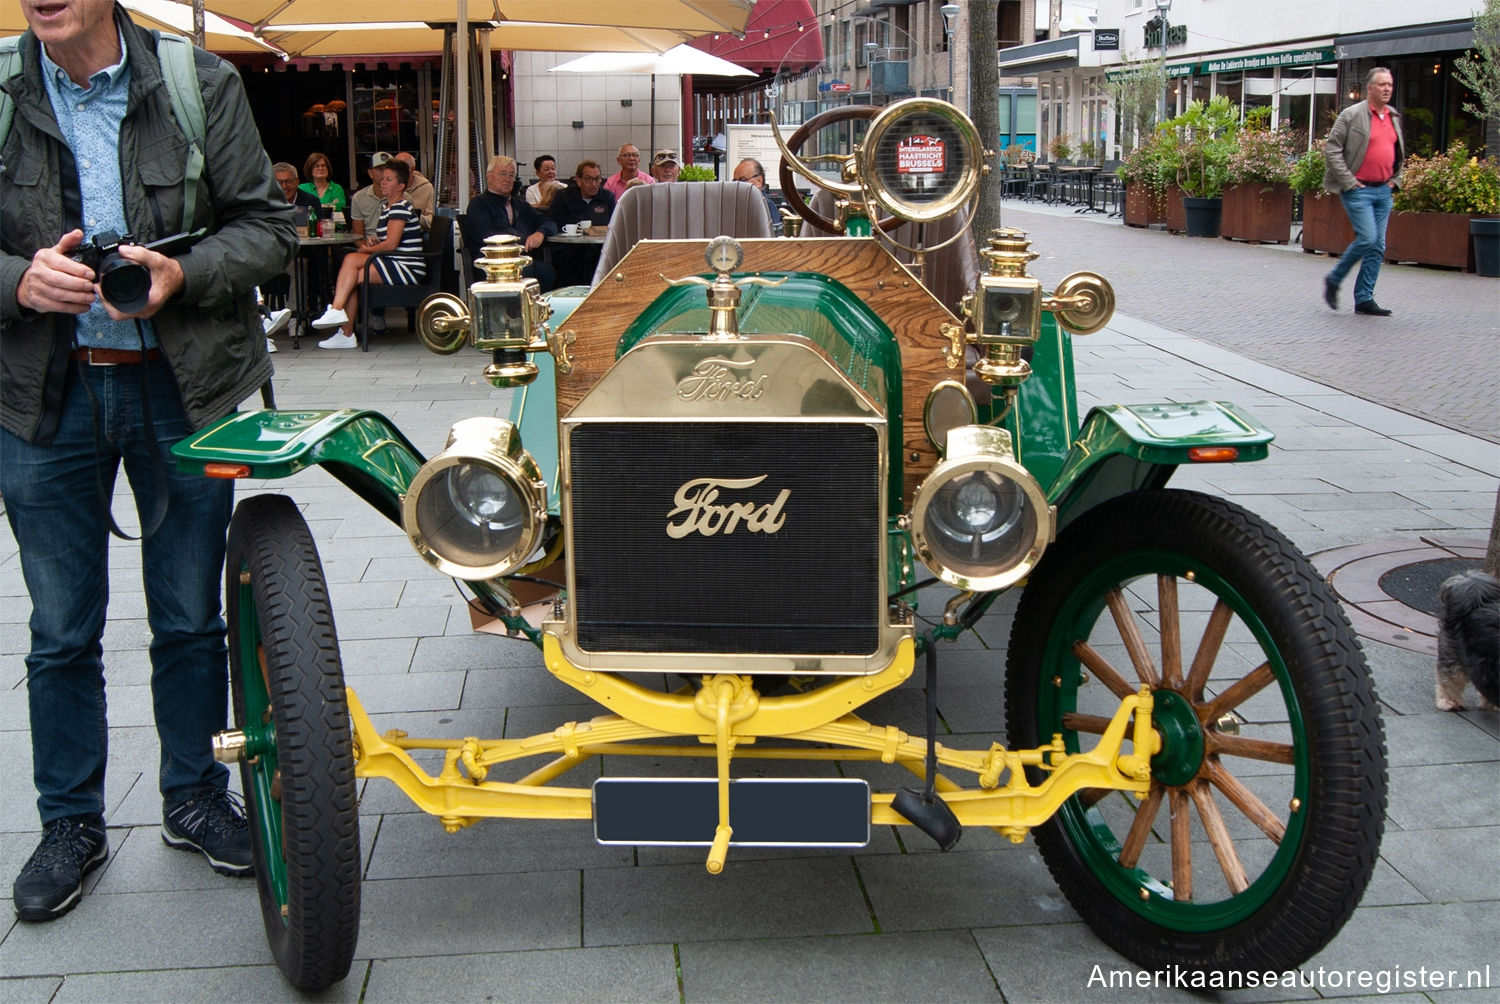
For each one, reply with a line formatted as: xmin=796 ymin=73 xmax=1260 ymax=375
xmin=1321 ymin=67 xmax=1405 ymax=316
xmin=604 ymin=144 xmax=654 ymax=199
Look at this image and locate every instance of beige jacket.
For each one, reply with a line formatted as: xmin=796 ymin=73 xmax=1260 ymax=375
xmin=1323 ymin=100 xmax=1405 ymax=195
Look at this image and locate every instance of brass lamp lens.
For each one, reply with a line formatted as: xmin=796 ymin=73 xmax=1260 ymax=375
xmin=413 ymin=461 xmax=529 ymax=571
xmin=924 ymin=471 xmax=1036 ymax=577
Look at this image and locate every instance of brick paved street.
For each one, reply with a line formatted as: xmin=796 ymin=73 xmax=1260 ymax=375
xmin=1002 ymin=203 xmax=1499 ymax=442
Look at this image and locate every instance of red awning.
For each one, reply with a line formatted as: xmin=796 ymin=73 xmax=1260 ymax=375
xmin=691 ymin=0 xmax=822 ymax=74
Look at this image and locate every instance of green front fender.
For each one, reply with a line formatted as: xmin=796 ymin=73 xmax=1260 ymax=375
xmin=172 ymin=409 xmax=425 ymax=526
xmin=1048 ymin=400 xmax=1274 ymax=531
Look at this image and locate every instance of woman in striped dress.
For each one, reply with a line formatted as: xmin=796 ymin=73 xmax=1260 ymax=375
xmin=312 ymin=159 xmax=427 ymax=348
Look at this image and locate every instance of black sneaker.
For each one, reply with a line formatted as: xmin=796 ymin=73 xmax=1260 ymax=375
xmin=1354 ymin=299 xmax=1393 ymax=316
xmin=13 ymin=816 xmax=108 ymax=922
xmin=162 ymin=788 xmax=255 ymax=877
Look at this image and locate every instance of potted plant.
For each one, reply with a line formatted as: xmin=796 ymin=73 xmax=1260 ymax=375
xmin=1076 ymin=138 xmax=1101 ymax=166
xmin=1452 ymin=0 xmax=1500 ymax=275
xmin=1167 ymin=96 xmax=1238 ymax=237
xmin=1222 ymin=125 xmax=1297 ymax=243
xmin=1291 ymin=138 xmax=1353 ymax=255
xmin=1388 ymin=142 xmax=1500 ymax=270
xmin=1047 ymin=133 xmax=1073 ymax=164
xmin=1117 ymin=133 xmax=1172 ymax=228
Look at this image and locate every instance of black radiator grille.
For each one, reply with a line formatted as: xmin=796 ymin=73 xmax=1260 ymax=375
xmin=569 ymin=421 xmax=881 ymax=655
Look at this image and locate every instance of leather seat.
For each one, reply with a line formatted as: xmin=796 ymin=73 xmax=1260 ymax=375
xmin=804 ymin=189 xmax=980 ymax=317
xmin=591 ymin=181 xmax=774 ymax=285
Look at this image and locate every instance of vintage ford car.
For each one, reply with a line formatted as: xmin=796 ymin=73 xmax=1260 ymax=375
xmin=174 ymin=99 xmax=1386 ymax=991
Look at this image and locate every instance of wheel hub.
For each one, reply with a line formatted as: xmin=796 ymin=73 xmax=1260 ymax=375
xmin=1148 ymin=688 xmax=1204 ymax=786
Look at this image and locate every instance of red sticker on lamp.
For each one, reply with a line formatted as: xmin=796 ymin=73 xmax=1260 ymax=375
xmin=896 ymin=135 xmax=946 ymax=173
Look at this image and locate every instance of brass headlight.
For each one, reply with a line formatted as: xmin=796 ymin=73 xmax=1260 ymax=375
xmin=910 ymin=426 xmax=1053 ymax=592
xmin=402 ymin=418 xmax=547 ymax=580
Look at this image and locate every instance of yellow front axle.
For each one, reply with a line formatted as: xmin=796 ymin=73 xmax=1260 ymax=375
xmin=343 ymin=637 xmax=1157 ymax=871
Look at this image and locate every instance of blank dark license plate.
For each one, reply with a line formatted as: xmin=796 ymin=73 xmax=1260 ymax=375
xmin=593 ymin=778 xmax=870 ymax=847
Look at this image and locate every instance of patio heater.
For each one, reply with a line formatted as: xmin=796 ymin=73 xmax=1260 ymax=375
xmin=941 ymin=4 xmax=959 ymax=107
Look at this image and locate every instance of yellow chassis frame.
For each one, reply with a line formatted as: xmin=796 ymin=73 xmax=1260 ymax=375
xmin=348 ymin=636 xmax=1158 ymax=873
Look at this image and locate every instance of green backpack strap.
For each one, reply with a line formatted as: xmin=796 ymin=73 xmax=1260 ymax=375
xmin=0 ymin=32 xmax=205 ymax=233
xmin=0 ymin=35 xmax=21 ymax=156
xmin=152 ymin=31 xmax=206 ymax=231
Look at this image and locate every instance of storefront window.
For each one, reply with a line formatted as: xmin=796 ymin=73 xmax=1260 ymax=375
xmin=1243 ymin=67 xmax=1275 ymax=121
xmin=1214 ymin=71 xmax=1243 ymax=113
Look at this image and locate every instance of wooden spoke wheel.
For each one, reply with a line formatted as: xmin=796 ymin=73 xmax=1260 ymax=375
xmin=1005 ymin=490 xmax=1386 ymax=973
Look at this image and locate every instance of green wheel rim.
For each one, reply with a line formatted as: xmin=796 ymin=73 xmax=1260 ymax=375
xmin=1036 ymin=548 xmax=1311 ymax=931
xmin=233 ymin=563 xmax=290 ymax=918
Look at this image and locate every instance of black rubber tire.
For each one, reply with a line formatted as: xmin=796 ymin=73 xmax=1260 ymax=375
xmin=226 ymin=494 xmax=360 ymax=991
xmin=1005 ymin=489 xmax=1386 ymax=973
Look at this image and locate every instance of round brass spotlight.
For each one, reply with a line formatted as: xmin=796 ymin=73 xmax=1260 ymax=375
xmin=1048 ymin=271 xmax=1116 ymax=335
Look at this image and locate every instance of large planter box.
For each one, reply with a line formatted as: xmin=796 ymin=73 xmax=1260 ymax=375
xmin=1123 ymin=182 xmax=1165 ymax=228
xmin=1221 ymin=183 xmax=1293 ymax=244
xmin=1300 ymin=193 xmax=1353 ymax=255
xmin=1165 ymin=184 xmax=1186 ymax=233
xmin=1384 ymin=211 xmax=1475 ymax=271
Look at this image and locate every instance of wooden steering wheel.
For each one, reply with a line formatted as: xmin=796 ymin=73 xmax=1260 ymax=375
xmin=777 ymin=105 xmax=901 ymax=235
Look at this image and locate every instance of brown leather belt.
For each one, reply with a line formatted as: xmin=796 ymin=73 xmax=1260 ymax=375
xmin=70 ymin=346 xmax=163 ymax=366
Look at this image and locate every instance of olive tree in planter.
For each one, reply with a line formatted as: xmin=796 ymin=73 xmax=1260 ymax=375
xmin=1117 ymin=136 xmax=1172 ymax=228
xmin=1167 ymin=96 xmax=1239 ymax=237
xmin=1222 ymin=126 xmax=1297 ymax=244
xmin=1452 ymin=0 xmax=1500 ymax=273
xmin=1387 ymin=142 xmax=1500 ymax=271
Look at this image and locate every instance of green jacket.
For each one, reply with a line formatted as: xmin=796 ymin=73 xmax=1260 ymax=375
xmin=1322 ymin=100 xmax=1405 ymax=195
xmin=0 ymin=4 xmax=297 ymax=444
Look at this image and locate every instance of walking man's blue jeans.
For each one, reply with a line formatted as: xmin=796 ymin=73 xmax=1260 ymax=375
xmin=0 ymin=361 xmax=233 ymax=824
xmin=1328 ymin=183 xmax=1393 ymax=305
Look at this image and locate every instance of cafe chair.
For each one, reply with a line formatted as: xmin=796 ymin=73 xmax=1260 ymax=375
xmin=590 ymin=181 xmax=774 ymax=286
xmin=359 ymin=209 xmax=457 ymax=351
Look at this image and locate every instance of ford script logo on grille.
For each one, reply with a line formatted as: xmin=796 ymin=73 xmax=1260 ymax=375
xmin=676 ymin=357 xmax=769 ymax=402
xmin=666 ymin=475 xmax=790 ymax=538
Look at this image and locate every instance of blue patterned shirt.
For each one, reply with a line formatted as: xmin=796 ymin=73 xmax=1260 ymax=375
xmin=40 ymin=28 xmax=156 ymax=349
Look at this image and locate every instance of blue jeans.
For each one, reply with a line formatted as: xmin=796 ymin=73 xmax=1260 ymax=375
xmin=1328 ymin=184 xmax=1392 ymax=305
xmin=0 ymin=361 xmax=233 ymax=823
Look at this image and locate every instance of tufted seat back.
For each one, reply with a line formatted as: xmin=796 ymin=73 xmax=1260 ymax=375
xmin=591 ymin=181 xmax=775 ymax=285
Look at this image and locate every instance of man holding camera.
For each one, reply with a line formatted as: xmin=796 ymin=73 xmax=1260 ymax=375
xmin=0 ymin=0 xmax=297 ymax=921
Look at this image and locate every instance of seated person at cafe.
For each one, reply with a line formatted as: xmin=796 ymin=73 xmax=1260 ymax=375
xmin=300 ymin=151 xmax=346 ymax=213
xmin=310 ymin=159 xmax=425 ymax=349
xmin=526 ymin=154 xmax=566 ymax=207
xmin=650 ymin=149 xmax=680 ymax=183
xmin=547 ymin=160 xmax=615 ymax=287
xmin=734 ymin=158 xmax=782 ymax=235
xmin=396 ymin=152 xmax=435 ymax=229
xmin=462 ymin=155 xmax=557 ymax=292
xmin=349 ymin=151 xmax=393 ymax=237
xmin=604 ymin=143 xmax=653 ymax=199
xmin=348 ymin=151 xmax=395 ymax=333
xmin=274 ymin=162 xmax=321 ymax=210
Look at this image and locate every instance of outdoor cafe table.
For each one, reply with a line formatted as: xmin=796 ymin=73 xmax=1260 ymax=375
xmin=544 ymin=230 xmax=607 ymax=285
xmin=1057 ymin=165 xmax=1103 ymax=214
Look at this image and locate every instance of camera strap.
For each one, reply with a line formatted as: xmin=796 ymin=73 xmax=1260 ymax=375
xmin=74 ymin=320 xmax=170 ymax=543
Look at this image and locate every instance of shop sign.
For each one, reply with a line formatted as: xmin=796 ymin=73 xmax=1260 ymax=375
xmin=1093 ymin=29 xmax=1120 ymax=51
xmin=1199 ymin=48 xmax=1335 ymax=74
xmin=829 ymin=80 xmax=851 ymax=92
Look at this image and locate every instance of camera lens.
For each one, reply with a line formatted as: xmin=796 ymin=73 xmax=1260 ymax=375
xmin=98 ymin=255 xmax=151 ymax=314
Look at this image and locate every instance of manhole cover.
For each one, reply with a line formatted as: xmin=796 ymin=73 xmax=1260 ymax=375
xmin=1379 ymin=557 xmax=1482 ymax=616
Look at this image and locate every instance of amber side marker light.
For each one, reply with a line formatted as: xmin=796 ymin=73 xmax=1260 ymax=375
xmin=1187 ymin=446 xmax=1239 ymax=463
xmin=204 ymin=463 xmax=251 ymax=479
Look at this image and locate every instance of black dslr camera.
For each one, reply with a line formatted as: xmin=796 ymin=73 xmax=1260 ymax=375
xmin=70 ymin=229 xmax=202 ymax=314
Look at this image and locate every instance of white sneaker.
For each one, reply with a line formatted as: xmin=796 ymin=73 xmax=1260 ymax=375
xmin=311 ymin=306 xmax=348 ymax=330
xmin=318 ymin=331 xmax=358 ymax=350
xmin=265 ymin=337 xmax=278 ymax=353
xmin=262 ymin=308 xmax=292 ymax=336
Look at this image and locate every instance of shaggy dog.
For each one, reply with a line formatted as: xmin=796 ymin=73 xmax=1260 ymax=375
xmin=1434 ymin=569 xmax=1500 ymax=711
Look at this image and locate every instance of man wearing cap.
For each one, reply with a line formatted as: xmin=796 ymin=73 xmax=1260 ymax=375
xmin=349 ymin=152 xmax=392 ymax=238
xmin=650 ymin=149 xmax=680 ymax=183
xmin=604 ymin=143 xmax=654 ymax=199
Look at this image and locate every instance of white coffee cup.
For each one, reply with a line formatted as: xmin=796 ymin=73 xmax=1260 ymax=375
xmin=562 ymin=223 xmax=579 ymax=235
